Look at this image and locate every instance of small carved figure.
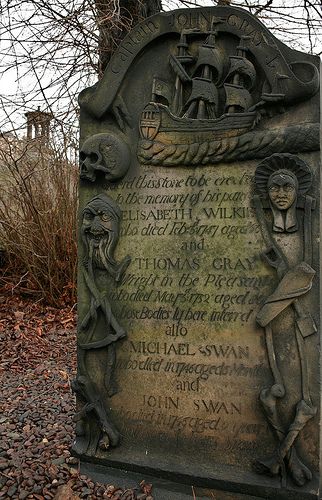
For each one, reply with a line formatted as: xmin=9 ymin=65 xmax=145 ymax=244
xmin=253 ymin=153 xmax=317 ymax=487
xmin=79 ymin=132 xmax=130 ymax=182
xmin=267 ymin=170 xmax=298 ymax=232
xmin=73 ymin=194 xmax=131 ymax=455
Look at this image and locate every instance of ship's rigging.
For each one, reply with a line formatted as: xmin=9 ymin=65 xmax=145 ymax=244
xmin=139 ymin=17 xmax=274 ymax=141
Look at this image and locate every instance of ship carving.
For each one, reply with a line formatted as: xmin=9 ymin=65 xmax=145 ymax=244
xmin=139 ymin=19 xmax=261 ymax=144
xmin=137 ymin=16 xmax=319 ymax=166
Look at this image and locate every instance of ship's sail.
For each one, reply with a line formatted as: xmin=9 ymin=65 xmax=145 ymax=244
xmin=226 ymin=55 xmax=256 ymax=90
xmin=152 ymin=77 xmax=173 ymax=106
xmin=224 ymin=37 xmax=256 ymax=113
xmin=183 ymin=19 xmax=225 ymax=119
xmin=183 ymin=76 xmax=218 ymax=119
xmin=194 ymin=45 xmax=224 ymax=83
xmin=224 ymin=84 xmax=252 ymax=112
xmin=187 ymin=78 xmax=218 ymax=105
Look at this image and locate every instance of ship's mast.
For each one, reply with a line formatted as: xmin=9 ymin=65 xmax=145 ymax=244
xmin=171 ymin=30 xmax=195 ymax=116
xmin=196 ymin=19 xmax=220 ymax=119
xmin=227 ymin=36 xmax=252 ymax=114
xmin=172 ymin=33 xmax=187 ymax=115
xmin=183 ymin=17 xmax=223 ymax=120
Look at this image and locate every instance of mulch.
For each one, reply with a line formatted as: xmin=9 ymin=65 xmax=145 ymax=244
xmin=0 ymin=289 xmax=153 ymax=500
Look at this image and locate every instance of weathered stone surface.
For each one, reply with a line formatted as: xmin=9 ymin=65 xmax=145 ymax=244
xmin=76 ymin=5 xmax=320 ymax=499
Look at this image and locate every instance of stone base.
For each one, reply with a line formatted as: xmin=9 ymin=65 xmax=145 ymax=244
xmin=77 ymin=452 xmax=319 ymax=500
xmin=80 ymin=461 xmax=261 ymax=500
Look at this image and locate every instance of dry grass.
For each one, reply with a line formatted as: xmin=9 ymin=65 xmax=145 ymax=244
xmin=0 ymin=134 xmax=78 ymax=306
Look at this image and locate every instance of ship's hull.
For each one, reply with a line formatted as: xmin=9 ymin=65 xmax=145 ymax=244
xmin=139 ymin=103 xmax=257 ymax=143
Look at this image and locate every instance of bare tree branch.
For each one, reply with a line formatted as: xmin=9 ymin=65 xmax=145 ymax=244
xmin=254 ymin=0 xmax=273 ymax=16
xmin=0 ymin=0 xmax=320 ymax=143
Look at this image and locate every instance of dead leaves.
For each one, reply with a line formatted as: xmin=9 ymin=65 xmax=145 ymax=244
xmin=0 ymin=289 xmax=76 ymax=374
xmin=0 ymin=290 xmax=154 ymax=499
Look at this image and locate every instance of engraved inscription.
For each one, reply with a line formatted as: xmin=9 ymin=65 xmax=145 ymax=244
xmin=105 ymin=165 xmax=274 ymax=459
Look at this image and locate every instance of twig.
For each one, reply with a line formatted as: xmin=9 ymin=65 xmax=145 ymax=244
xmin=255 ymin=0 xmax=273 ymax=16
xmin=10 ymin=271 xmax=29 ymax=293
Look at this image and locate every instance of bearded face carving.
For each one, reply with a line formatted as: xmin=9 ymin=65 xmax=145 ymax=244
xmin=79 ymin=133 xmax=130 ymax=183
xmin=75 ymin=193 xmax=131 ymax=455
xmin=81 ymin=195 xmax=119 ymax=270
xmin=81 ymin=194 xmax=130 ymax=282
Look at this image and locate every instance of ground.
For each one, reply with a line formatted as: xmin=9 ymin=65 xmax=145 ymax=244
xmin=0 ymin=289 xmax=153 ymax=500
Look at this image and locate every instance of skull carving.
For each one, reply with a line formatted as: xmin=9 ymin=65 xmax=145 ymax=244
xmin=79 ymin=133 xmax=130 ymax=182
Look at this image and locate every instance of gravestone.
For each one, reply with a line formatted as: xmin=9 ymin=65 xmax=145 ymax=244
xmin=74 ymin=5 xmax=321 ymax=499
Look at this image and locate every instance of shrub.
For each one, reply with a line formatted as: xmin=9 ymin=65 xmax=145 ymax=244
xmin=0 ymin=134 xmax=78 ymax=306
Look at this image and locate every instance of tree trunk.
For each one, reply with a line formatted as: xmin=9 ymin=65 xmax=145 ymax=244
xmin=95 ymin=0 xmax=162 ymax=78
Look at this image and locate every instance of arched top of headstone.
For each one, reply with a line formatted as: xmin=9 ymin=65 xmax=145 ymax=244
xmin=79 ymin=6 xmax=319 ymax=121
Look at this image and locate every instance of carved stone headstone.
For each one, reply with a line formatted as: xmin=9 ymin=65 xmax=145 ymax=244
xmin=75 ymin=6 xmax=320 ymax=498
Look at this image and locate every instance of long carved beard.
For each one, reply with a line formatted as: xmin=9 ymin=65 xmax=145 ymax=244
xmin=88 ymin=236 xmax=116 ymax=274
